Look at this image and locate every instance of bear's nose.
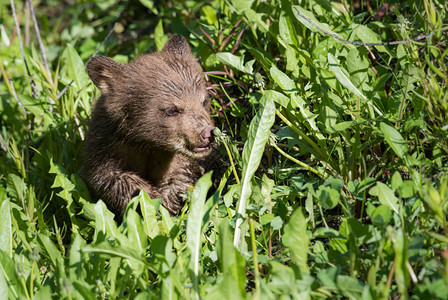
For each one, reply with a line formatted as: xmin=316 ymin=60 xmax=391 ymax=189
xmin=200 ymin=126 xmax=214 ymax=143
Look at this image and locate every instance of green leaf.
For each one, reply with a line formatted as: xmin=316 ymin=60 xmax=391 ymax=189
xmin=279 ymin=14 xmax=298 ymax=46
xmin=270 ymin=65 xmax=295 ymax=91
xmin=0 ymin=187 xmax=11 ymax=258
xmin=326 ymin=121 xmax=356 ymax=133
xmin=346 ymin=48 xmax=370 ymax=91
xmin=317 ymin=186 xmax=340 ymax=210
xmin=328 ymin=53 xmax=383 ymax=116
xmin=186 ymin=172 xmax=212 ymax=293
xmin=261 ymin=174 xmax=275 ymax=205
xmin=317 ymin=267 xmax=338 ymax=289
xmin=68 ymin=235 xmax=87 ymax=281
xmin=216 ymin=52 xmax=254 ymax=74
xmin=0 ymin=250 xmax=22 ymax=297
xmin=33 ymin=286 xmax=53 ymax=300
xmin=155 ymin=20 xmax=165 ymax=52
xmin=150 ymin=236 xmax=176 ymax=270
xmin=391 ymin=171 xmax=403 ymax=190
xmin=400 ymin=180 xmax=416 ymax=198
xmin=234 ymin=93 xmax=276 ymax=248
xmin=245 ymin=43 xmax=274 ymax=71
xmin=138 ymin=191 xmax=162 ymax=239
xmin=126 ymin=209 xmax=148 ymax=253
xmin=216 ymin=221 xmax=246 ymax=298
xmin=260 ymin=213 xmax=274 ymax=225
xmin=380 ymin=122 xmax=408 ymax=159
xmin=159 ymin=205 xmax=174 ymax=235
xmin=267 ymin=259 xmax=296 ymax=293
xmin=202 ymin=5 xmax=217 ymax=24
xmin=270 ymin=216 xmax=283 ymax=230
xmin=82 ymin=241 xmax=147 ymax=267
xmin=292 ymin=6 xmax=341 ymax=37
xmin=6 ymin=174 xmax=25 ymax=203
xmin=0 ymin=263 xmax=7 ymax=300
xmin=0 ymin=25 xmax=10 ymax=47
xmin=229 ymin=0 xmax=269 ymax=33
xmin=138 ymin=0 xmax=157 ymax=13
xmin=161 ymin=263 xmax=182 ymax=299
xmin=264 ymin=90 xmax=290 ymax=108
xmin=62 ymin=43 xmax=89 ymax=90
xmin=291 ymin=93 xmax=323 ymax=138
xmin=353 ymin=24 xmax=389 ymax=53
xmin=376 ymin=182 xmax=399 ymax=214
xmin=313 ymin=227 xmax=345 ymax=239
xmin=37 ymin=234 xmax=66 ymax=281
xmin=93 ymin=200 xmax=121 ymax=241
xmin=370 ymin=205 xmax=392 ymax=226
xmin=16 ymin=95 xmax=54 ymax=126
xmin=337 ymin=275 xmax=364 ymax=298
xmin=328 ymin=53 xmax=364 ymax=99
xmin=282 ymin=209 xmax=309 ymax=274
xmin=389 ymin=227 xmax=409 ymax=298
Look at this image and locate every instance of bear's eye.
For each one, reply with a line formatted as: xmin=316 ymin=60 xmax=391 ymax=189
xmin=202 ymin=97 xmax=211 ymax=107
xmin=164 ymin=107 xmax=181 ymax=116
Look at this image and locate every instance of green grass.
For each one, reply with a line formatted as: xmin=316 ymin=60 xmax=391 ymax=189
xmin=1 ymin=0 xmax=447 ymax=299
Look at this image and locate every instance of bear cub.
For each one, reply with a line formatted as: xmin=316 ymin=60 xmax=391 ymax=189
xmin=83 ymin=34 xmax=215 ymax=220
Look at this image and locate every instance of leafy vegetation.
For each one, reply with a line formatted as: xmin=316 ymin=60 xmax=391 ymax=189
xmin=1 ymin=0 xmax=448 ymax=298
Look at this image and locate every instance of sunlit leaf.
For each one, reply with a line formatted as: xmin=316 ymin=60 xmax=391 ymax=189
xmin=155 ymin=20 xmax=165 ymax=52
xmin=282 ymin=209 xmax=309 ymax=274
xmin=380 ymin=122 xmax=408 ymax=159
xmin=328 ymin=53 xmax=383 ymax=116
xmin=216 ymin=52 xmax=254 ymax=74
xmin=186 ymin=172 xmax=212 ymax=294
xmin=234 ymin=93 xmax=275 ymax=248
xmin=376 ymin=182 xmax=399 ymax=214
xmin=0 ymin=187 xmax=11 ymax=258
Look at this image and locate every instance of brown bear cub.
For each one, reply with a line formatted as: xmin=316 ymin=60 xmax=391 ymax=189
xmin=82 ymin=34 xmax=215 ymax=220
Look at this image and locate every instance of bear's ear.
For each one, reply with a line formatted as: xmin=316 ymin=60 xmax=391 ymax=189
xmin=161 ymin=34 xmax=191 ymax=55
xmin=86 ymin=56 xmax=127 ymax=95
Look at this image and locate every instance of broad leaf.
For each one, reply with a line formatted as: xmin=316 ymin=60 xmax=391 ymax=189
xmin=234 ymin=93 xmax=275 ymax=248
xmin=282 ymin=209 xmax=309 ymax=274
xmin=380 ymin=122 xmax=408 ymax=159
xmin=328 ymin=53 xmax=383 ymax=116
xmin=216 ymin=52 xmax=254 ymax=74
xmin=376 ymin=182 xmax=399 ymax=214
xmin=186 ymin=172 xmax=213 ymax=294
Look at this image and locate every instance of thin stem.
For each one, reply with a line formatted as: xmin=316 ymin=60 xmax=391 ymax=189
xmin=275 ymin=109 xmax=329 ymax=163
xmin=250 ymin=219 xmax=260 ymax=290
xmin=20 ymin=277 xmax=30 ymax=300
xmin=271 ymin=142 xmax=325 ymax=179
xmin=91 ymin=23 xmax=117 ymax=58
xmin=10 ymin=0 xmax=38 ymax=98
xmin=28 ymin=0 xmax=53 ymax=86
xmin=222 ymin=140 xmax=240 ymax=184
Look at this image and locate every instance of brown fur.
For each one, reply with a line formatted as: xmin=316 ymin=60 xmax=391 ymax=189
xmin=82 ymin=34 xmax=215 ymax=220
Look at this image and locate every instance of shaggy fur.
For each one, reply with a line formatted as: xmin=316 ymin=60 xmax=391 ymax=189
xmin=82 ymin=34 xmax=215 ymax=220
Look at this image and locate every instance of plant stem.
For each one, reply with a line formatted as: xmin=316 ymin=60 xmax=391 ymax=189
xmin=271 ymin=142 xmax=325 ymax=179
xmin=222 ymin=140 xmax=240 ymax=184
xmin=10 ymin=0 xmax=38 ymax=98
xmin=275 ymin=109 xmax=330 ymax=164
xmin=250 ymin=219 xmax=260 ymax=290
